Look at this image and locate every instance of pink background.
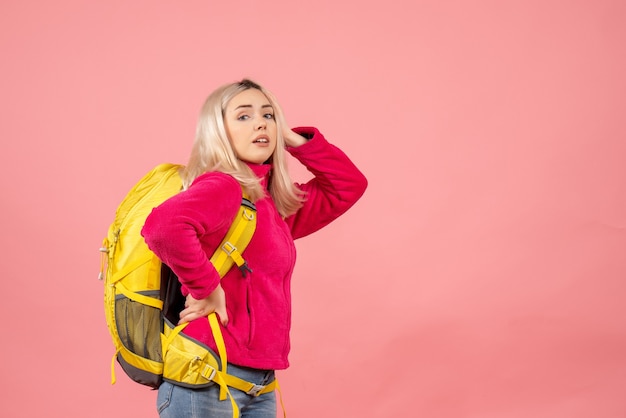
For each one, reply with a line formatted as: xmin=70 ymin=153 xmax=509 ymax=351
xmin=2 ymin=1 xmax=625 ymax=417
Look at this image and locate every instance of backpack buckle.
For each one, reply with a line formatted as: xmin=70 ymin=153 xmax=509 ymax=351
xmin=221 ymin=241 xmax=236 ymax=255
xmin=201 ymin=364 xmax=217 ymax=381
xmin=246 ymin=384 xmax=266 ymax=397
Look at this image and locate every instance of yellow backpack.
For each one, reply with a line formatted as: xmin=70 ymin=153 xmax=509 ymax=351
xmin=100 ymin=163 xmax=274 ymax=417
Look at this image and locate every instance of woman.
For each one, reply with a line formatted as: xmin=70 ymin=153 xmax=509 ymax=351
xmin=142 ymin=79 xmax=367 ymax=417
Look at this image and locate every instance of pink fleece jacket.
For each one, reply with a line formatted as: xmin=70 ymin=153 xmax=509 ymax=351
xmin=141 ymin=127 xmax=367 ymax=370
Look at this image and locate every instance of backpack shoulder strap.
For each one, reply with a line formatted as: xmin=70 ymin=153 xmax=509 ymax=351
xmin=206 ymin=193 xmax=257 ymax=403
xmin=210 ymin=195 xmax=257 ymax=278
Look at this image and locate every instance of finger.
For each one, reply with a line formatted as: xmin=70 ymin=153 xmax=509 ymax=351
xmin=215 ymin=306 xmax=229 ymax=327
xmin=178 ymin=307 xmax=198 ymax=324
xmin=177 ymin=315 xmax=188 ymax=326
xmin=178 ymin=311 xmax=198 ymax=326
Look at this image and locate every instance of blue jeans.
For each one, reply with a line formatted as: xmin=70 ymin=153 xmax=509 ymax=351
xmin=157 ymin=364 xmax=276 ymax=418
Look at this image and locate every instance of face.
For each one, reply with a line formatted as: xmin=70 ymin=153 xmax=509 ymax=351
xmin=224 ymin=88 xmax=277 ymax=164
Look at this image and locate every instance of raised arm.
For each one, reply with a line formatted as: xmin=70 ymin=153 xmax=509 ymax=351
xmin=284 ymin=127 xmax=368 ymax=239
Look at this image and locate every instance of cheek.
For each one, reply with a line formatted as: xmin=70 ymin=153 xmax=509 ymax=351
xmin=227 ymin=127 xmax=245 ymax=147
xmin=224 ymin=122 xmax=235 ymax=142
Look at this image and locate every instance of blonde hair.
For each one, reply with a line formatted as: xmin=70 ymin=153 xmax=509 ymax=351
xmin=182 ymin=79 xmax=304 ymax=217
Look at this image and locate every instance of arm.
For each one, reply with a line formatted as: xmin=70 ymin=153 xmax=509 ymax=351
xmin=141 ymin=172 xmax=242 ymax=299
xmin=284 ymin=127 xmax=368 ymax=239
xmin=141 ymin=172 xmax=241 ymax=326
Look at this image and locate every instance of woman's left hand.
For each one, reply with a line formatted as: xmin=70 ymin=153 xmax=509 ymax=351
xmin=283 ymin=126 xmax=307 ymax=148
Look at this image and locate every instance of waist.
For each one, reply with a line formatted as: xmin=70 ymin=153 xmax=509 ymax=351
xmin=226 ymin=362 xmax=275 ymax=386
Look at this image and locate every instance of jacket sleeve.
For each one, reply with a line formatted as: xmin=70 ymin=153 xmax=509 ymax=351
xmin=284 ymin=127 xmax=368 ymax=239
xmin=141 ymin=172 xmax=242 ymax=299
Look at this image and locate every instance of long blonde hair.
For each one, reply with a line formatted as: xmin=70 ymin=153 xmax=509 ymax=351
xmin=182 ymin=79 xmax=304 ymax=217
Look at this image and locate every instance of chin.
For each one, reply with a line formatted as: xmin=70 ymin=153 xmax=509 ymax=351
xmin=243 ymin=157 xmax=270 ymax=165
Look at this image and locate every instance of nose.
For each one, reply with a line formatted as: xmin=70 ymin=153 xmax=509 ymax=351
xmin=255 ymin=117 xmax=267 ymax=130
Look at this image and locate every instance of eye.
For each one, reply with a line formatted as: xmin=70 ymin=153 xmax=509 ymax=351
xmin=264 ymin=113 xmax=274 ymax=120
xmin=237 ymin=114 xmax=250 ymax=121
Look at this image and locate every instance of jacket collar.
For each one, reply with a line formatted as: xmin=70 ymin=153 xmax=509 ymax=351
xmin=246 ymin=162 xmax=272 ymax=188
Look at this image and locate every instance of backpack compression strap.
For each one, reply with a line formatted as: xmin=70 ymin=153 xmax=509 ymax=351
xmin=208 ymin=313 xmax=285 ymax=417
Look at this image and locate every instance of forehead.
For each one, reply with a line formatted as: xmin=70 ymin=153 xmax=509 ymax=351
xmin=226 ymin=89 xmax=271 ymax=110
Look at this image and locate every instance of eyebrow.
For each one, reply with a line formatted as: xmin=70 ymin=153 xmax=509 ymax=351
xmin=234 ymin=104 xmax=274 ymax=110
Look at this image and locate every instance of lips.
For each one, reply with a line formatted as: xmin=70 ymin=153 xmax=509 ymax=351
xmin=253 ymin=135 xmax=270 ymax=143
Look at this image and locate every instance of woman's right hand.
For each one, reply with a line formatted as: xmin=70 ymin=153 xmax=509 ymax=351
xmin=178 ymin=284 xmax=229 ymax=326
